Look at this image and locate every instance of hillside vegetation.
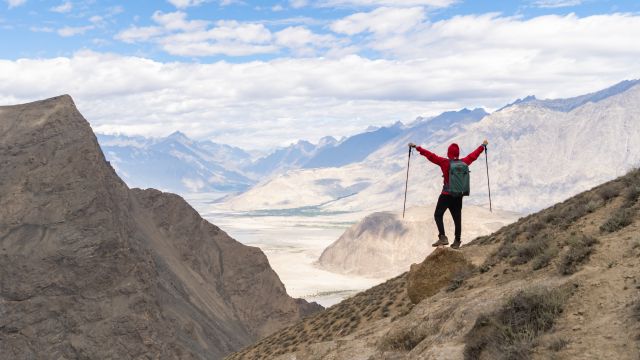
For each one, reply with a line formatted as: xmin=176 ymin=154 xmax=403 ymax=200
xmin=228 ymin=168 xmax=640 ymax=359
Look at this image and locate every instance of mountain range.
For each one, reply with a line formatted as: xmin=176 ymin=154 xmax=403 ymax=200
xmin=222 ymin=80 xmax=640 ymax=214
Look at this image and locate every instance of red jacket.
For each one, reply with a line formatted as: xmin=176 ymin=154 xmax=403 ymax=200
xmin=416 ymin=143 xmax=485 ymax=195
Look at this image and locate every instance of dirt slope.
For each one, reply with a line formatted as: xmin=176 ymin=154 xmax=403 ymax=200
xmin=0 ymin=95 xmax=319 ymax=359
xmin=229 ymin=169 xmax=640 ymax=359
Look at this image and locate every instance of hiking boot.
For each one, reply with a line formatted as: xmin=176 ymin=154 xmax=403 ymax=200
xmin=432 ymin=234 xmax=449 ymax=247
xmin=451 ymin=239 xmax=461 ymax=249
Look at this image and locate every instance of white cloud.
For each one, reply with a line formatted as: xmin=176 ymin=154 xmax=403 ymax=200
xmin=50 ymin=1 xmax=72 ymax=13
xmin=330 ymin=6 xmax=425 ymax=35
xmin=30 ymin=26 xmax=54 ymax=33
xmin=6 ymin=0 xmax=26 ymax=8
xmin=275 ymin=26 xmax=345 ymax=56
xmin=167 ymin=0 xmax=206 ymax=8
xmin=117 ymin=12 xmax=280 ymax=57
xmin=533 ymin=0 xmax=582 ymax=8
xmin=152 ymin=11 xmax=209 ymax=32
xmin=57 ymin=25 xmax=94 ymax=37
xmin=320 ymin=0 xmax=455 ymax=8
xmin=115 ymin=26 xmax=164 ymax=43
xmin=4 ymin=13 xmax=640 ymax=148
xmin=289 ymin=0 xmax=308 ymax=8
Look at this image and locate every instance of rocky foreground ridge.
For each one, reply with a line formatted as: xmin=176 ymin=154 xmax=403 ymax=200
xmin=0 ymin=95 xmax=320 ymax=359
xmin=230 ymin=169 xmax=640 ymax=359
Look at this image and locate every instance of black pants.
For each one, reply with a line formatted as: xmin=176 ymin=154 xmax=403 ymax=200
xmin=434 ymin=194 xmax=463 ymax=240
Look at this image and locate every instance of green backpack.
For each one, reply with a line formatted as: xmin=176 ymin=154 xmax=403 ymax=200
xmin=448 ymin=160 xmax=470 ymax=197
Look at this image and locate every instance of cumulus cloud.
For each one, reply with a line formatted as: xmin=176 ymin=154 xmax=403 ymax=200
xmin=6 ymin=0 xmax=26 ymax=8
xmin=5 ymin=13 xmax=640 ymax=148
xmin=116 ymin=11 xmax=337 ymax=57
xmin=115 ymin=26 xmax=164 ymax=43
xmin=50 ymin=1 xmax=72 ymax=13
xmin=330 ymin=6 xmax=425 ymax=35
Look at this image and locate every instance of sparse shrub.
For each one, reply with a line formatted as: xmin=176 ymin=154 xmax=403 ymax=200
xmin=559 ymin=235 xmax=598 ymax=275
xmin=464 ymin=286 xmax=568 ymax=360
xmin=548 ymin=337 xmax=568 ymax=352
xmin=379 ymin=325 xmax=428 ymax=351
xmin=532 ymin=246 xmax=558 ymax=270
xmin=510 ymin=234 xmax=550 ymax=266
xmin=624 ymin=186 xmax=640 ymax=206
xmin=598 ymin=184 xmax=620 ymax=202
xmin=447 ymin=268 xmax=475 ymax=292
xmin=600 ymin=208 xmax=634 ymax=233
xmin=585 ymin=198 xmax=604 ymax=213
xmin=632 ymin=299 xmax=640 ymax=321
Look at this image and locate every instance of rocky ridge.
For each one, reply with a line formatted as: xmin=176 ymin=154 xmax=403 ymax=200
xmin=0 ymin=95 xmax=319 ymax=359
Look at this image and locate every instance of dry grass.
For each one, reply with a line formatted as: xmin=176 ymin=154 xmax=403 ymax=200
xmin=379 ymin=325 xmax=429 ymax=351
xmin=226 ymin=274 xmax=412 ymax=359
xmin=464 ymin=286 xmax=569 ymax=360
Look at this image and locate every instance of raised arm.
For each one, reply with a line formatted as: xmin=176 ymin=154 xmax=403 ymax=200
xmin=409 ymin=143 xmax=446 ymax=166
xmin=462 ymin=140 xmax=488 ymax=165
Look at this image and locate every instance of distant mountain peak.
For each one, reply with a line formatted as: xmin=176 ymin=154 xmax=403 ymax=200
xmin=499 ymin=79 xmax=639 ymax=112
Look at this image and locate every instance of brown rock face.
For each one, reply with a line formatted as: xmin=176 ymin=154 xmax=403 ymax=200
xmin=407 ymin=247 xmax=474 ymax=304
xmin=0 ymin=95 xmax=319 ymax=359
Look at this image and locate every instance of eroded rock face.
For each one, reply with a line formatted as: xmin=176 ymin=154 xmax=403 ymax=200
xmin=407 ymin=247 xmax=474 ymax=304
xmin=0 ymin=95 xmax=319 ymax=359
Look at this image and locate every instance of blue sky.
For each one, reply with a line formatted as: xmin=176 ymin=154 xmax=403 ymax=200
xmin=1 ymin=0 xmax=640 ymax=148
xmin=2 ymin=0 xmax=638 ymax=61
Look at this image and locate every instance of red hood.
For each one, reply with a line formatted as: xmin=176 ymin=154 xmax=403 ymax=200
xmin=447 ymin=143 xmax=460 ymax=159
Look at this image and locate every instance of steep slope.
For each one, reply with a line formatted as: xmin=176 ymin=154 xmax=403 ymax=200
xmin=0 ymin=96 xmax=318 ymax=359
xmin=98 ymin=132 xmax=254 ymax=194
xmin=317 ymin=206 xmax=519 ymax=278
xmin=228 ymin=169 xmax=640 ymax=360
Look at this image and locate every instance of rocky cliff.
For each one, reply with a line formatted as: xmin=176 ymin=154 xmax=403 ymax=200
xmin=0 ymin=95 xmax=319 ymax=359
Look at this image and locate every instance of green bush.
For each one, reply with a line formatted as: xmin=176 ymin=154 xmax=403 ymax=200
xmin=600 ymin=208 xmax=634 ymax=233
xmin=464 ymin=287 xmax=568 ymax=360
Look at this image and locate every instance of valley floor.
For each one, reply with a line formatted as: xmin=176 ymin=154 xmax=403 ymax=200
xmin=186 ymin=194 xmax=384 ymax=307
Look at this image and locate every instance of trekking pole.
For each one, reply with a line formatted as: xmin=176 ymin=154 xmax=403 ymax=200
xmin=484 ymin=144 xmax=492 ymax=212
xmin=403 ymin=146 xmax=412 ymax=219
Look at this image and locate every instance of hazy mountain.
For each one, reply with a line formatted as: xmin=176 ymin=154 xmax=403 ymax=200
xmin=0 ymin=95 xmax=320 ymax=359
xmin=98 ymin=131 xmax=254 ymax=194
xmin=303 ymin=122 xmax=404 ymax=169
xmin=222 ymin=80 xmax=640 ymax=214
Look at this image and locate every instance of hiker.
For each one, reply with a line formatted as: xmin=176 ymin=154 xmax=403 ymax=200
xmin=408 ymin=140 xmax=488 ymax=249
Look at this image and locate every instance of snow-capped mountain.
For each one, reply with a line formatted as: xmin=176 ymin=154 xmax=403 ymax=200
xmin=221 ymin=80 xmax=640 ymax=214
xmin=98 ymin=131 xmax=254 ymax=194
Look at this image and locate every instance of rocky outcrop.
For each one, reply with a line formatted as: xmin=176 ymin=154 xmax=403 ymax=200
xmin=0 ymin=95 xmax=319 ymax=359
xmin=406 ymin=247 xmax=474 ymax=304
